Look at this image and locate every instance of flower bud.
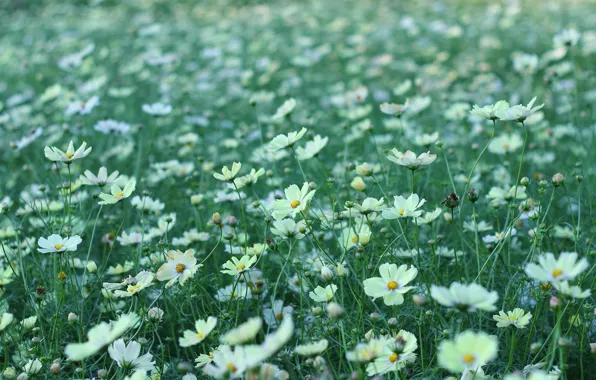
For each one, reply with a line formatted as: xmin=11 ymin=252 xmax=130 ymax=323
xmin=590 ymin=343 xmax=596 ymax=354
xmin=228 ymin=216 xmax=238 ymax=227
xmin=321 ymin=266 xmax=334 ymax=281
xmin=311 ymin=307 xmax=323 ymax=316
xmin=549 ymin=296 xmax=560 ymax=309
xmin=308 ymin=182 xmax=317 ymax=190
xmin=50 ymin=362 xmax=61 ymax=374
xmin=68 ymin=312 xmax=79 ymax=323
xmin=211 ymin=212 xmax=222 ymax=226
xmin=190 ymin=194 xmax=203 ymax=205
xmin=413 ymin=294 xmax=427 ymax=306
xmin=148 ymin=307 xmax=164 ymax=322
xmin=351 ymin=176 xmax=366 ymax=192
xmin=520 ymin=177 xmax=530 ymax=186
xmin=552 ymin=173 xmax=565 ymax=187
xmin=467 ymin=188 xmax=479 ymax=203
xmin=356 ymin=163 xmax=374 ymax=176
xmin=86 ymin=260 xmax=97 ymax=273
xmin=327 ymin=302 xmax=344 ymax=319
xmin=3 ymin=368 xmax=16 ymax=379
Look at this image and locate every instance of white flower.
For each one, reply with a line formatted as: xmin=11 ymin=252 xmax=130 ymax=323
xmin=379 ymin=102 xmax=409 ymax=117
xmin=44 ymin=141 xmax=92 ymax=163
xmin=94 ymin=119 xmax=131 ymax=134
xmin=221 ymin=255 xmax=258 ymax=277
xmin=296 ymin=135 xmax=328 ymax=160
xmin=270 ymin=219 xmax=307 ymax=239
xmin=309 ymin=284 xmax=338 ymax=302
xmin=202 ymin=345 xmax=258 ymax=378
xmin=553 ymin=28 xmax=580 ymax=48
xmin=220 ymin=317 xmax=262 ymax=345
xmin=294 ymin=339 xmax=328 ymax=356
xmin=267 ymin=128 xmax=307 ymax=152
xmin=37 ymin=234 xmax=82 ymax=254
xmin=80 ymin=167 xmax=120 ymax=187
xmin=0 ymin=313 xmax=14 ymax=331
xmin=108 ymin=339 xmax=156 ymax=372
xmin=495 ymin=97 xmax=544 ymax=122
xmin=214 ymin=162 xmax=242 ymax=182
xmin=271 ymin=182 xmax=316 ymax=219
xmin=98 ymin=179 xmax=136 ymax=205
xmin=524 ymin=252 xmax=588 ymax=284
xmin=493 ymin=308 xmax=532 ymax=328
xmin=430 ymin=282 xmax=499 ymax=312
xmin=271 ymin=98 xmax=296 ymax=121
xmin=387 ymin=149 xmax=436 ymax=169
xmin=65 ymin=95 xmax=100 ymax=115
xmin=554 ymin=281 xmax=591 ymax=299
xmin=488 ymin=134 xmax=524 ymax=154
xmin=65 ymin=313 xmax=140 ymax=361
xmin=365 ymin=331 xmax=418 ymax=375
xmin=142 ymin=102 xmax=172 ymax=115
xmin=23 ymin=359 xmax=43 ymax=375
xmin=438 ymin=331 xmax=498 ymax=374
xmin=156 ymin=249 xmax=203 ymax=287
xmin=382 ymin=193 xmax=426 ymax=219
xmin=263 ymin=300 xmax=293 ymax=327
xmin=179 ymin=317 xmax=217 ymax=347
xmin=470 ymin=100 xmax=510 ymax=121
xmin=363 ymin=263 xmax=418 ymax=306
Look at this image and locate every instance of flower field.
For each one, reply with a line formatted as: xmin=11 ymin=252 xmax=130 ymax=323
xmin=0 ymin=0 xmax=595 ymax=379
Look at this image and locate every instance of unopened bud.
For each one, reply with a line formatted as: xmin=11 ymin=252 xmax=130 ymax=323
xmin=50 ymin=363 xmax=61 ymax=374
xmin=552 ymin=173 xmax=565 ymax=187
xmin=327 ymin=302 xmax=344 ymax=319
xmin=520 ymin=177 xmax=530 ymax=186
xmin=68 ymin=312 xmax=79 ymax=323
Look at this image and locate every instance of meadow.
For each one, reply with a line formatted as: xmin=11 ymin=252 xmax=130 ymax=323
xmin=0 ymin=0 xmax=595 ymax=379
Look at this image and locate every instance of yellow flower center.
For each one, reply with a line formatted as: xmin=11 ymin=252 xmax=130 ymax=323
xmin=552 ymin=268 xmax=563 ymax=279
xmin=290 ymin=200 xmax=301 ymax=208
xmin=351 ymin=236 xmax=358 ymax=243
xmin=226 ymin=363 xmax=237 ymax=372
xmin=176 ymin=263 xmax=186 ymax=273
xmin=208 ymin=352 xmax=214 ymax=359
xmin=127 ymin=283 xmax=141 ymax=293
xmin=509 ymin=315 xmax=518 ymax=321
xmin=54 ymin=244 xmax=64 ymax=250
xmin=114 ymin=192 xmax=125 ymax=200
xmin=387 ymin=281 xmax=399 ymax=290
xmin=65 ymin=153 xmax=74 ymax=159
xmin=503 ymin=143 xmax=509 ymax=150
xmin=196 ymin=332 xmax=204 ymax=339
xmin=462 ymin=354 xmax=475 ymax=364
xmin=275 ymin=313 xmax=283 ymax=320
xmin=389 ymin=353 xmax=399 ymax=363
xmin=236 ymin=264 xmax=245 ymax=271
xmin=398 ymin=209 xmax=405 ymax=216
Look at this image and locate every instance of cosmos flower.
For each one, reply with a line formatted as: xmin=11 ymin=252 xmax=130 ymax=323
xmin=44 ymin=141 xmax=92 ymax=164
xmin=294 ymin=339 xmax=329 ymax=356
xmin=365 ymin=331 xmax=418 ymax=376
xmin=493 ymin=308 xmax=532 ymax=328
xmin=220 ymin=317 xmax=262 ymax=345
xmin=363 ymin=263 xmax=418 ymax=306
xmin=382 ymin=193 xmax=426 ymax=219
xmin=495 ymin=97 xmax=544 ymax=122
xmin=525 ymin=252 xmax=588 ymax=284
xmin=65 ymin=95 xmax=100 ymax=115
xmin=179 ymin=317 xmax=218 ymax=347
xmin=37 ymin=234 xmax=82 ymax=254
xmin=142 ymin=102 xmax=172 ymax=115
xmin=214 ymin=162 xmax=242 ymax=182
xmin=387 ymin=149 xmax=436 ymax=170
xmin=80 ymin=167 xmax=120 ymax=187
xmin=470 ymin=100 xmax=510 ymax=121
xmin=271 ymin=98 xmax=297 ymax=121
xmin=267 ymin=128 xmax=307 ymax=152
xmin=430 ymin=282 xmax=499 ymax=312
xmin=108 ymin=339 xmax=156 ymax=372
xmin=65 ymin=313 xmax=140 ymax=361
xmin=296 ymin=135 xmax=328 ymax=160
xmin=309 ymin=284 xmax=338 ymax=302
xmin=98 ymin=179 xmax=136 ymax=205
xmin=438 ymin=331 xmax=498 ymax=374
xmin=271 ymin=182 xmax=316 ymax=219
xmin=156 ymin=249 xmax=203 ymax=287
xmin=221 ymin=255 xmax=258 ymax=277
